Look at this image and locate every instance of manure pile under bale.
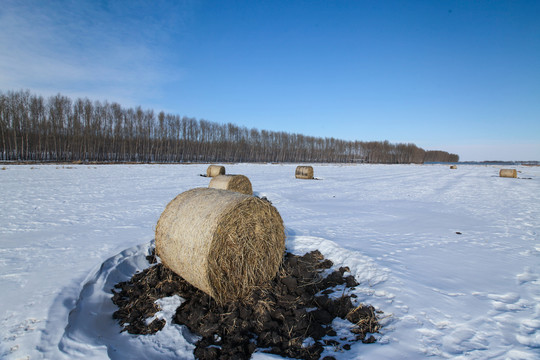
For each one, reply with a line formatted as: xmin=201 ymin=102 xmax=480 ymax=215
xmin=206 ymin=164 xmax=225 ymax=177
xmin=209 ymin=174 xmax=253 ymax=195
xmin=499 ymin=169 xmax=517 ymax=178
xmin=112 ymin=248 xmax=382 ymax=360
xmin=155 ymin=187 xmax=284 ymax=304
xmin=296 ymin=165 xmax=314 ymax=179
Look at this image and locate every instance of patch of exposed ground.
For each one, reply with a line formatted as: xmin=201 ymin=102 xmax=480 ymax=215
xmin=112 ymin=248 xmax=381 ymax=360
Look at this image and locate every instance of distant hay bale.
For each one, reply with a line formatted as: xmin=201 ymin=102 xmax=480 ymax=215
xmin=295 ymin=166 xmax=314 ymax=179
xmin=499 ymin=169 xmax=517 ymax=178
xmin=450 ymin=165 xmax=457 ymax=169
xmin=206 ymin=165 xmax=225 ymax=177
xmin=155 ymin=187 xmax=285 ymax=304
xmin=209 ymin=174 xmax=253 ymax=195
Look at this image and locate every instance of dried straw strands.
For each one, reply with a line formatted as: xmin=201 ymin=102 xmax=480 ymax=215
xmin=295 ymin=166 xmax=314 ymax=179
xmin=499 ymin=169 xmax=517 ymax=178
xmin=209 ymin=174 xmax=253 ymax=195
xmin=207 ymin=165 xmax=225 ymax=177
xmin=155 ymin=188 xmax=285 ymax=304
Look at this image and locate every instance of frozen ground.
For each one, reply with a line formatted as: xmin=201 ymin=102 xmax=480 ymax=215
xmin=0 ymin=163 xmax=539 ymax=359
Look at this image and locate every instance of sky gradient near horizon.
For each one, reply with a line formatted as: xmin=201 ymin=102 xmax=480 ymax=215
xmin=1 ymin=0 xmax=539 ymax=161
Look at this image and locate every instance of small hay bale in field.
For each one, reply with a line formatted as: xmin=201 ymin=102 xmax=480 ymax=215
xmin=155 ymin=187 xmax=285 ymax=304
xmin=295 ymin=165 xmax=314 ymax=179
xmin=450 ymin=165 xmax=457 ymax=169
xmin=499 ymin=169 xmax=517 ymax=178
xmin=206 ymin=165 xmax=225 ymax=177
xmin=209 ymin=174 xmax=253 ymax=195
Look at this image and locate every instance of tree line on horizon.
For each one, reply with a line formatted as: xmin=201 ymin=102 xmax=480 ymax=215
xmin=0 ymin=90 xmax=459 ymax=164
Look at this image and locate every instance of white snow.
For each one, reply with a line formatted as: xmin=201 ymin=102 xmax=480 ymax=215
xmin=1 ymin=163 xmax=539 ymax=359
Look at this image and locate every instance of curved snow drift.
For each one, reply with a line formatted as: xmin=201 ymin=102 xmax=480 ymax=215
xmin=58 ymin=236 xmax=389 ymax=360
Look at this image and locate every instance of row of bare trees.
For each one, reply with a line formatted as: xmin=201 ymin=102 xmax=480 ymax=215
xmin=0 ymin=90 xmax=459 ymax=163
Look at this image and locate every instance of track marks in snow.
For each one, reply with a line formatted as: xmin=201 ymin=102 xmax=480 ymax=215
xmin=398 ymin=268 xmax=540 ymax=358
xmin=517 ymin=267 xmax=539 ymax=285
xmin=517 ymin=307 xmax=540 ymax=348
xmin=0 ymin=317 xmax=43 ymax=359
xmin=473 ymin=291 xmax=531 ymax=312
xmin=442 ymin=326 xmax=489 ymax=355
xmin=468 ymin=284 xmax=540 ymax=352
xmin=431 ymin=288 xmax=467 ymax=297
xmin=513 ymin=266 xmax=540 ymax=349
xmin=419 ymin=314 xmax=510 ymax=358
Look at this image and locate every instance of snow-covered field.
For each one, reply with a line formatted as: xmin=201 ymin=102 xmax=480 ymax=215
xmin=1 ymin=163 xmax=539 ymax=359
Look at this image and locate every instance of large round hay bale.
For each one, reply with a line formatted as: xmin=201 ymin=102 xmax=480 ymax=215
xmin=295 ymin=166 xmax=314 ymax=179
xmin=155 ymin=188 xmax=285 ymax=304
xmin=207 ymin=165 xmax=225 ymax=177
xmin=499 ymin=169 xmax=517 ymax=178
xmin=209 ymin=174 xmax=253 ymax=195
xmin=450 ymin=165 xmax=457 ymax=169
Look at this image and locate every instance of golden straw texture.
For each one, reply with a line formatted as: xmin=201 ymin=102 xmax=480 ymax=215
xmin=499 ymin=169 xmax=517 ymax=178
xmin=209 ymin=174 xmax=253 ymax=195
xmin=207 ymin=165 xmax=226 ymax=177
xmin=155 ymin=188 xmax=285 ymax=304
xmin=295 ymin=166 xmax=314 ymax=179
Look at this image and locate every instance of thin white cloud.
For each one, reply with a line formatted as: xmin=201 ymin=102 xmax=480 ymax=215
xmin=0 ymin=0 xmax=187 ymax=106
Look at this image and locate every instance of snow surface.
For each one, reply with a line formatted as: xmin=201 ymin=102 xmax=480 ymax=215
xmin=1 ymin=163 xmax=539 ymax=359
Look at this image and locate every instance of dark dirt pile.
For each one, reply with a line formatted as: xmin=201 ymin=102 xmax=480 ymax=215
xmin=112 ymin=248 xmax=382 ymax=360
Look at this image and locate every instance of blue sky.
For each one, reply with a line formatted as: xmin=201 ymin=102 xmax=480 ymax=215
xmin=1 ymin=0 xmax=539 ymax=161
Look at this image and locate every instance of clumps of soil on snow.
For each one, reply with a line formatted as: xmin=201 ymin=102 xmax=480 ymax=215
xmin=112 ymin=248 xmax=382 ymax=360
